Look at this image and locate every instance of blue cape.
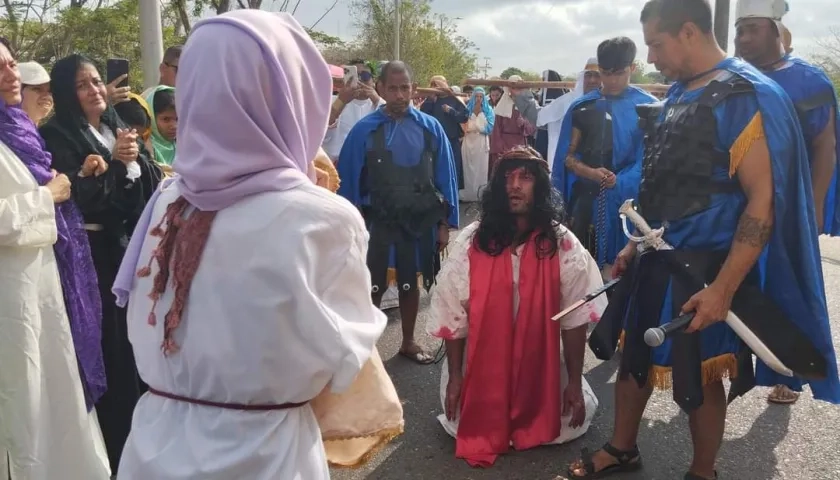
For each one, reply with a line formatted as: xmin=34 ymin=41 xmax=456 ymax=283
xmin=669 ymin=58 xmax=840 ymax=402
xmin=336 ymin=106 xmax=460 ymax=229
xmin=775 ymin=57 xmax=840 ymax=236
xmin=551 ymin=86 xmax=657 ymax=266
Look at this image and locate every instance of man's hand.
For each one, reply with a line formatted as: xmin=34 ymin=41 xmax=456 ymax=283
xmin=106 ymin=74 xmax=131 ymax=105
xmin=112 ymin=128 xmax=140 ymax=164
xmin=611 ymin=243 xmax=636 ymax=278
xmin=591 ymin=167 xmax=616 ymax=187
xmin=437 ymin=224 xmax=450 ymax=252
xmin=681 ymin=281 xmax=733 ymax=333
xmin=80 ymin=154 xmax=108 ymax=178
xmin=563 ymin=381 xmax=587 ymax=428
xmin=46 ymin=170 xmax=71 ymax=203
xmin=445 ymin=374 xmax=463 ymax=421
xmin=337 ymin=83 xmax=359 ymax=103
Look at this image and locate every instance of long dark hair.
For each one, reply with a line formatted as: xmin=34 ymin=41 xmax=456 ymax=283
xmin=473 ymin=146 xmax=566 ymax=258
xmin=50 ymin=54 xmax=119 ymax=129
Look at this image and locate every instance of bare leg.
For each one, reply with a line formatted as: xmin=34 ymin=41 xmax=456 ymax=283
xmin=569 ymin=375 xmax=651 ymax=476
xmin=397 ymin=288 xmax=433 ymax=363
xmin=687 ymin=380 xmax=726 ymax=479
xmin=399 ymin=288 xmax=421 ymax=348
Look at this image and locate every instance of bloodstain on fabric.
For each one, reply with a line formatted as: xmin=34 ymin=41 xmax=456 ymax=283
xmin=560 ymin=236 xmax=573 ymax=252
xmin=589 ymin=311 xmax=600 ymax=323
xmin=434 ymin=325 xmax=456 ymax=340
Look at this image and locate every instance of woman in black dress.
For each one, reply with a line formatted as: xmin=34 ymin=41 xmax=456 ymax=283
xmin=40 ymin=54 xmax=162 ymax=474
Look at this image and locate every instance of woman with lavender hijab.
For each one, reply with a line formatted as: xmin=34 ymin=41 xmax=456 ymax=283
xmin=113 ymin=11 xmax=386 ymax=479
xmin=0 ymin=37 xmax=110 ymax=479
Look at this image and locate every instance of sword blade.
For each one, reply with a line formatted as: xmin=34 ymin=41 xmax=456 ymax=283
xmin=551 ymin=277 xmax=621 ymax=321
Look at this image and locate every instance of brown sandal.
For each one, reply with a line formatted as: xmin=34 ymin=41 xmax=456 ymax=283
xmin=567 ymin=443 xmax=643 ymax=479
xmin=768 ymin=384 xmax=800 ymax=404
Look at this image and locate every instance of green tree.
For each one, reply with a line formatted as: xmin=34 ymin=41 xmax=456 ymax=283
xmin=630 ymin=61 xmax=650 ymax=84
xmin=348 ymin=0 xmax=477 ymax=86
xmin=500 ymin=67 xmax=525 ymax=79
xmin=813 ymin=27 xmax=840 ymax=93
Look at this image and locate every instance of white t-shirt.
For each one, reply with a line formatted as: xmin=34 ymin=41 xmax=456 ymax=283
xmin=322 ymin=96 xmax=386 ymax=160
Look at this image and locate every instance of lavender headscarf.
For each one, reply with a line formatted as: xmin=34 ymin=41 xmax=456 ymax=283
xmin=0 ymin=55 xmax=106 ymax=410
xmin=112 ymin=10 xmax=332 ymax=306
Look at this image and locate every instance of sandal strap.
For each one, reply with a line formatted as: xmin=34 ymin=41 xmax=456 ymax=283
xmin=685 ymin=471 xmax=718 ymax=480
xmin=601 ymin=442 xmax=640 ymax=464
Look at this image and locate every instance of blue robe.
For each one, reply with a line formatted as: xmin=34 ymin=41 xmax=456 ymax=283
xmin=337 ymin=106 xmax=460 ymax=271
xmin=551 ymin=86 xmax=658 ymax=267
xmin=638 ymin=58 xmax=839 ymax=403
xmin=765 ymin=57 xmax=840 ymax=236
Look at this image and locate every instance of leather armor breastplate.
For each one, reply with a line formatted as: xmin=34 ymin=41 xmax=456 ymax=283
xmin=574 ymin=100 xmax=614 ymax=170
xmin=362 ymin=123 xmax=446 ymax=237
xmin=637 ymin=77 xmax=752 ymax=222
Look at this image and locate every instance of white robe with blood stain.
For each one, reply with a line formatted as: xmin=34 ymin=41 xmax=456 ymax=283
xmin=118 ymin=181 xmax=387 ymax=480
xmin=426 ymin=222 xmax=606 ymax=446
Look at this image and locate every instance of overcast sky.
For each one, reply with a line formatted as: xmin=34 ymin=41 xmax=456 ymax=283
xmin=285 ymin=0 xmax=839 ymax=76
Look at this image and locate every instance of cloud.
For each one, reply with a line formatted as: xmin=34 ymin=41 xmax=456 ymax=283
xmin=295 ymin=0 xmax=840 ymax=76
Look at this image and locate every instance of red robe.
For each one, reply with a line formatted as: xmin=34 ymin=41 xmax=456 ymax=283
xmin=456 ymin=234 xmax=563 ymax=467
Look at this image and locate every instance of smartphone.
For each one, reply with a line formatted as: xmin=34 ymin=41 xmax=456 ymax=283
xmin=106 ymin=58 xmax=130 ymax=88
xmin=343 ymin=65 xmax=358 ymax=88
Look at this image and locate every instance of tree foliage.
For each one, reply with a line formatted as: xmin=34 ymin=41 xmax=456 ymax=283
xmin=499 ymin=67 xmax=540 ymax=81
xmin=813 ymin=27 xmax=840 ymax=92
xmin=348 ymin=0 xmax=477 ymax=86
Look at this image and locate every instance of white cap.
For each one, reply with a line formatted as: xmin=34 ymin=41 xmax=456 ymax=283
xmin=735 ymin=0 xmax=788 ymax=22
xmin=18 ymin=61 xmax=50 ymax=86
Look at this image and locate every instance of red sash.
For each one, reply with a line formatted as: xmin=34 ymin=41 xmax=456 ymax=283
xmin=456 ymin=235 xmax=562 ymax=467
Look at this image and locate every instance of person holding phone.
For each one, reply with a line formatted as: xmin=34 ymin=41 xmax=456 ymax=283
xmin=323 ymin=59 xmax=383 ymax=163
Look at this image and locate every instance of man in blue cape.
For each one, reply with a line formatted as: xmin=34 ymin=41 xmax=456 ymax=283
xmin=567 ymin=0 xmax=840 ymax=479
xmin=338 ymin=61 xmax=459 ymax=364
xmin=552 ymin=38 xmax=658 ymax=277
xmin=734 ymin=0 xmax=840 ymax=404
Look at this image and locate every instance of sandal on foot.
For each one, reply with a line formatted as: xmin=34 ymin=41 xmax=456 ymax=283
xmin=398 ymin=348 xmax=435 ymax=365
xmin=768 ymin=385 xmax=800 ymax=404
xmin=567 ymin=443 xmax=642 ymax=479
xmin=685 ymin=471 xmax=717 ymax=479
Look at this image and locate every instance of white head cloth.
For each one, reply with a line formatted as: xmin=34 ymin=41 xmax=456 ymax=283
xmin=735 ymin=0 xmax=789 ymax=55
xmin=494 ymin=74 xmax=521 ymax=118
xmin=537 ymin=57 xmax=598 ymax=127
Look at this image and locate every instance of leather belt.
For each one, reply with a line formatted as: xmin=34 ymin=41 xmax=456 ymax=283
xmin=147 ymin=387 xmax=308 ymax=411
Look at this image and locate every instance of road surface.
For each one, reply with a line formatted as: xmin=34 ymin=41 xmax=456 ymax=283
xmin=331 ymin=208 xmax=840 ymax=480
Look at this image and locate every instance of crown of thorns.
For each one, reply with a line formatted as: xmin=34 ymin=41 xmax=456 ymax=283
xmin=498 ymin=146 xmax=549 ymax=168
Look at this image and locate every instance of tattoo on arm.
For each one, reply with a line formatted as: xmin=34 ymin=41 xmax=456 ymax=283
xmin=734 ymin=213 xmax=772 ymax=248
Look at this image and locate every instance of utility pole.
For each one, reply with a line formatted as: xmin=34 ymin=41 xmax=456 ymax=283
xmin=714 ymin=0 xmax=730 ymax=52
xmin=393 ymin=0 xmax=400 ymax=60
xmin=138 ymin=0 xmax=164 ymax=89
xmin=479 ymin=57 xmax=492 ymax=79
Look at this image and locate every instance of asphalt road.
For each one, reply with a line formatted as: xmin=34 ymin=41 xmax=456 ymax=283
xmin=330 ymin=207 xmax=840 ymax=480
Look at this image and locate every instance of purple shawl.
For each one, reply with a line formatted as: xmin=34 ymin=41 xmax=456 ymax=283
xmin=0 ymin=102 xmax=106 ymax=411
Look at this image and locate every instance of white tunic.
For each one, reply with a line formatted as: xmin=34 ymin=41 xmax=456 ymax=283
xmin=0 ymin=141 xmax=111 ymax=480
xmin=427 ymin=222 xmax=607 ymax=446
xmin=460 ymin=112 xmax=490 ymax=202
xmin=118 ymin=180 xmax=387 ymax=480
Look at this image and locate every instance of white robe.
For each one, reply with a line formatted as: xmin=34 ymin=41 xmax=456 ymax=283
xmin=0 ymin=141 xmax=111 ymax=480
xmin=426 ymin=222 xmax=607 ymax=446
xmin=118 ymin=180 xmax=387 ymax=480
xmin=460 ymin=112 xmax=490 ymax=202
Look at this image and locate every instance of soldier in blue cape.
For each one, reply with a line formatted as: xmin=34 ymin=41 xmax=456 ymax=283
xmin=568 ymin=0 xmax=840 ymax=478
xmin=337 ymin=61 xmax=459 ymax=364
xmin=552 ymin=38 xmax=658 ymax=277
xmin=734 ymin=0 xmax=840 ymax=404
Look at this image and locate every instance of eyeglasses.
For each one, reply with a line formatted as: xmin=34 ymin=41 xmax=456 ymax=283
xmin=165 ymin=62 xmax=178 ymax=73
